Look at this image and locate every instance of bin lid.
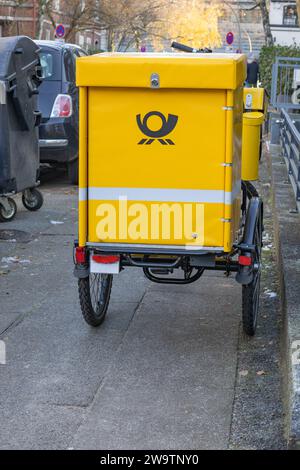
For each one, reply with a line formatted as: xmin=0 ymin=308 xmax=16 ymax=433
xmin=243 ymin=111 xmax=264 ymax=126
xmin=0 ymin=36 xmax=40 ymax=81
xmin=76 ymin=52 xmax=246 ymax=90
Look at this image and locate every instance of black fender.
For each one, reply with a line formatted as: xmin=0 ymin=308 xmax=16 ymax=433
xmin=236 ymin=196 xmax=263 ymax=285
xmin=73 ymin=264 xmax=89 ymax=279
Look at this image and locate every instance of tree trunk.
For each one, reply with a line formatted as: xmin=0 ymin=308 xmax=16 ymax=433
xmin=296 ymin=0 xmax=300 ymax=26
xmin=259 ymin=0 xmax=273 ymax=46
xmin=106 ymin=27 xmax=114 ymax=52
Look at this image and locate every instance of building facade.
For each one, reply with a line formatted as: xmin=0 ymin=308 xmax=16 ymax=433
xmin=217 ymin=0 xmax=265 ymax=54
xmin=0 ymin=1 xmax=36 ymax=37
xmin=2 ymin=1 xmax=297 ymax=53
xmin=0 ymin=0 xmax=101 ymax=51
xmin=269 ymin=0 xmax=300 ymax=45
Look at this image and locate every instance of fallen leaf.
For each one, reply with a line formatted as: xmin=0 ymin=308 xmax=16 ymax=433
xmin=256 ymin=370 xmax=266 ymax=376
xmin=239 ymin=370 xmax=249 ymax=377
xmin=50 ymin=220 xmax=64 ymax=225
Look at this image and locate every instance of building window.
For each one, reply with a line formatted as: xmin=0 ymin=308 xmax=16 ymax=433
xmin=78 ymin=34 xmax=84 ymax=47
xmin=283 ymin=5 xmax=298 ymax=26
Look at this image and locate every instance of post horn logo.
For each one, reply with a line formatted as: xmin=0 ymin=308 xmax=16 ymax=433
xmin=136 ymin=111 xmax=178 ymax=145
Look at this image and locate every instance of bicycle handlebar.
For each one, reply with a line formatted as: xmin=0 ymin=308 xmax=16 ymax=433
xmin=171 ymin=41 xmax=212 ymax=54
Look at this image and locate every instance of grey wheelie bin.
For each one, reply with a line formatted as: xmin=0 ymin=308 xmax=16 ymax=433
xmin=0 ymin=36 xmax=44 ymax=222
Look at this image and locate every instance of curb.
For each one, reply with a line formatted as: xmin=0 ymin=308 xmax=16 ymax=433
xmin=268 ymin=143 xmax=300 ymax=450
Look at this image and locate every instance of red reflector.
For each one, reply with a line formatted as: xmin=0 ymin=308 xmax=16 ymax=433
xmin=75 ymin=246 xmax=86 ymax=264
xmin=92 ymin=255 xmax=120 ymax=264
xmin=239 ymin=255 xmax=252 ymax=266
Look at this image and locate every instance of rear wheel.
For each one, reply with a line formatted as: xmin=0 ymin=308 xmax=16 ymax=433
xmin=22 ymin=188 xmax=44 ymax=212
xmin=242 ymin=210 xmax=263 ymax=336
xmin=78 ymin=274 xmax=113 ymax=327
xmin=0 ymin=197 xmax=17 ymax=222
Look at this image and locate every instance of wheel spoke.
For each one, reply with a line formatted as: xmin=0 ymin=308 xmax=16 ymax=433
xmin=89 ymin=273 xmax=108 ymax=315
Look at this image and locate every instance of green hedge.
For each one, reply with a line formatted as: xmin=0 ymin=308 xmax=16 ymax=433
xmin=87 ymin=48 xmax=105 ymax=55
xmin=259 ymin=45 xmax=300 ymax=96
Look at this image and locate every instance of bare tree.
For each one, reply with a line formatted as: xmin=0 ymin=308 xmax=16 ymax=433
xmin=242 ymin=1 xmax=273 ymax=46
xmin=36 ymin=0 xmax=96 ymax=41
xmin=258 ymin=0 xmax=273 ymax=45
xmin=94 ymin=0 xmax=224 ymax=52
xmin=93 ymin=0 xmax=167 ymax=51
xmin=296 ymin=0 xmax=300 ymax=25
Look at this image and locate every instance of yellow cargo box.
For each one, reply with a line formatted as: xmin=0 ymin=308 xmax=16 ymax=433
xmin=77 ymin=53 xmax=246 ymax=253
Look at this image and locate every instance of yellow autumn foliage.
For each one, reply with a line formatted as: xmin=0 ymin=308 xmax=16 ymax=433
xmin=153 ymin=0 xmax=223 ymax=50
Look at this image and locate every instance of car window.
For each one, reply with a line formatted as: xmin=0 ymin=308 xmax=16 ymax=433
xmin=71 ymin=49 xmax=87 ymax=79
xmin=78 ymin=50 xmax=87 ymax=57
xmin=39 ymin=50 xmax=61 ymax=81
xmin=63 ymin=50 xmax=75 ymax=82
xmin=75 ymin=48 xmax=87 ymax=58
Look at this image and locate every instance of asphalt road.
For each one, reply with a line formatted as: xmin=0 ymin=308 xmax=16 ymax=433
xmin=0 ymin=167 xmax=285 ymax=449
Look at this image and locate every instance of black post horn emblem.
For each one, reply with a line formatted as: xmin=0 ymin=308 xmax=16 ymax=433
xmin=136 ymin=111 xmax=178 ymax=145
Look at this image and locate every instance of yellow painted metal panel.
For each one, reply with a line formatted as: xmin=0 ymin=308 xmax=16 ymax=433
xmin=77 ymin=54 xmax=246 ymax=253
xmin=86 ymin=87 xmax=227 ymax=247
xmin=88 ymin=200 xmax=224 ymax=247
xmin=88 ymin=88 xmax=226 ymax=190
xmin=241 ymin=112 xmax=264 ymax=181
xmin=223 ymin=90 xmax=233 ymax=252
xmin=231 ymin=87 xmax=243 ymax=249
xmin=243 ymin=87 xmax=265 ymax=112
xmin=78 ymin=87 xmax=88 ymax=247
xmin=77 ymin=53 xmax=246 ymax=90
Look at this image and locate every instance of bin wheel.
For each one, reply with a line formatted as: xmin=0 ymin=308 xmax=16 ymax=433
xmin=67 ymin=159 xmax=78 ymax=185
xmin=242 ymin=209 xmax=263 ymax=336
xmin=0 ymin=197 xmax=17 ymax=222
xmin=78 ymin=274 xmax=113 ymax=327
xmin=22 ymin=189 xmax=44 ymax=212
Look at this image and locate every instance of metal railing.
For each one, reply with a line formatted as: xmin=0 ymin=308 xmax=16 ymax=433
xmin=271 ymin=57 xmax=300 ymax=110
xmin=280 ymin=109 xmax=300 ymax=211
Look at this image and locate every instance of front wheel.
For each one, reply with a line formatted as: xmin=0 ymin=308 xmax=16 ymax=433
xmin=0 ymin=197 xmax=17 ymax=222
xmin=22 ymin=188 xmax=44 ymax=212
xmin=78 ymin=274 xmax=113 ymax=327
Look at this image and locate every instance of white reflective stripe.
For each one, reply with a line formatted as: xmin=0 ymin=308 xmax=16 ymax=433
xmin=79 ymin=188 xmax=87 ymax=201
xmin=232 ymin=180 xmax=242 ymax=201
xmin=79 ymin=184 xmax=241 ymax=204
xmin=224 ymin=180 xmax=241 ymax=204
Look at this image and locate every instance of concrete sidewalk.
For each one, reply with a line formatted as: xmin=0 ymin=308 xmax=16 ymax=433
xmin=0 ymin=169 xmax=285 ymax=449
xmin=268 ymin=144 xmax=300 ymax=449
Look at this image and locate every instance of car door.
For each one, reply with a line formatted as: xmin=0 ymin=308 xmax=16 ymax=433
xmin=38 ymin=46 xmax=62 ymax=121
xmin=70 ymin=48 xmax=88 ymax=138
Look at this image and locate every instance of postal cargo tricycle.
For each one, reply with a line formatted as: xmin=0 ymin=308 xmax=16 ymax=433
xmin=74 ymin=51 xmax=263 ymax=336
